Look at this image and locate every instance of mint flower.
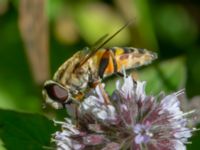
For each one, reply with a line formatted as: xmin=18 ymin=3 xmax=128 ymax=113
xmin=53 ymin=76 xmax=196 ymax=150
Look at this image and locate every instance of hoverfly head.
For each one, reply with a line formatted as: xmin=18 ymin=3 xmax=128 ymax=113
xmin=43 ymin=80 xmax=70 ymax=109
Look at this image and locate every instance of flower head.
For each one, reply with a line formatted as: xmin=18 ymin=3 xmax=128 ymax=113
xmin=53 ymin=76 xmax=196 ymax=150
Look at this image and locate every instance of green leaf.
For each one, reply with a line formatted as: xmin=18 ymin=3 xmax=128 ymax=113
xmin=0 ymin=109 xmax=57 ymax=150
xmin=154 ymin=4 xmax=198 ymax=48
xmin=186 ymin=48 xmax=200 ymax=98
xmin=187 ymin=124 xmax=200 ymax=150
xmin=138 ymin=57 xmax=186 ymax=94
xmin=0 ymin=139 xmax=6 ymax=150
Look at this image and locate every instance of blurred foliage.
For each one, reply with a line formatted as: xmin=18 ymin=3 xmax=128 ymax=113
xmin=0 ymin=0 xmax=200 ymax=149
xmin=0 ymin=109 xmax=57 ymax=150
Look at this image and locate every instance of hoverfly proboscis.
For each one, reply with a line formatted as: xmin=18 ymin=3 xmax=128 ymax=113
xmin=42 ymin=22 xmax=157 ymax=109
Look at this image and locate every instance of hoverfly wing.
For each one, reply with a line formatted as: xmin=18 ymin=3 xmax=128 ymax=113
xmin=76 ymin=21 xmax=132 ymax=69
xmin=79 ymin=33 xmax=109 ymax=63
xmin=90 ymin=34 xmax=109 ymax=50
xmin=76 ymin=34 xmax=109 ymax=69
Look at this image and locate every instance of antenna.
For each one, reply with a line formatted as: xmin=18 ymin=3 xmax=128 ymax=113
xmin=94 ymin=20 xmax=133 ymax=50
xmin=77 ymin=20 xmax=133 ymax=68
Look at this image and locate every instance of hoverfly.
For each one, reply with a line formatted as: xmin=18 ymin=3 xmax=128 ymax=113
xmin=43 ymin=23 xmax=157 ymax=109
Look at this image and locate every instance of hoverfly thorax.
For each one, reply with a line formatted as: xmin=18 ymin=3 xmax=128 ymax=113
xmin=43 ymin=80 xmax=70 ymax=109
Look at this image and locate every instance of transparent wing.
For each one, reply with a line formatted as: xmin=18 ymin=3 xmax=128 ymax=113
xmin=76 ymin=21 xmax=132 ymax=69
xmin=90 ymin=34 xmax=109 ymax=50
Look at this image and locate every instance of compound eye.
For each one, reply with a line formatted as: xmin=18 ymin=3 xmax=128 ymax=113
xmin=44 ymin=83 xmax=68 ymax=103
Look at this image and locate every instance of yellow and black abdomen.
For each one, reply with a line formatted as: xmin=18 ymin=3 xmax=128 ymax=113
xmin=95 ymin=47 xmax=157 ymax=78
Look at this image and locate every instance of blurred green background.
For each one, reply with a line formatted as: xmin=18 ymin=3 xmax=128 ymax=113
xmin=0 ymin=0 xmax=200 ymax=149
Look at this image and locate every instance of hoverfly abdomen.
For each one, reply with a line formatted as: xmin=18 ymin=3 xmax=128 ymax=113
xmin=98 ymin=49 xmax=117 ymax=78
xmin=97 ymin=47 xmax=157 ymax=78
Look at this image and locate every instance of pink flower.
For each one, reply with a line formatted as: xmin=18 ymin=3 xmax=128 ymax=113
xmin=53 ymin=76 xmax=196 ymax=150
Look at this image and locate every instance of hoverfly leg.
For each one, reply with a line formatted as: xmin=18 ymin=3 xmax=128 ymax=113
xmin=131 ymin=71 xmax=138 ymax=84
xmin=98 ymin=84 xmax=110 ymax=104
xmin=88 ymin=79 xmax=101 ymax=88
xmin=115 ymin=72 xmax=127 ymax=78
xmin=88 ymin=67 xmax=102 ymax=88
xmin=75 ymin=104 xmax=81 ymax=128
xmin=133 ymin=77 xmax=137 ymax=85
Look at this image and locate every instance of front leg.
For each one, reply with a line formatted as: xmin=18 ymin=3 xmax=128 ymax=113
xmin=88 ymin=66 xmax=102 ymax=88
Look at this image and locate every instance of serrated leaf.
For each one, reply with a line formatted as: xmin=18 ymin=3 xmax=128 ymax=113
xmin=0 ymin=109 xmax=57 ymax=150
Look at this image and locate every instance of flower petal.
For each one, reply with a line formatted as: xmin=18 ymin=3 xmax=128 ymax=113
xmin=83 ymin=134 xmax=105 ymax=145
xmin=102 ymin=142 xmax=120 ymax=150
